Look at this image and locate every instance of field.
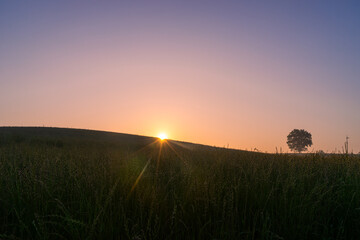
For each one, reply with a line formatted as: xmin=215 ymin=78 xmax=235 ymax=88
xmin=1 ymin=127 xmax=360 ymax=240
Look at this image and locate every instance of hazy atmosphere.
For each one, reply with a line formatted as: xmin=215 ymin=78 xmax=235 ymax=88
xmin=2 ymin=2 xmax=360 ymax=239
xmin=1 ymin=1 xmax=360 ymax=152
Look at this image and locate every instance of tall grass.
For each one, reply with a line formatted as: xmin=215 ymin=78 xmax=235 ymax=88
xmin=0 ymin=128 xmax=360 ymax=239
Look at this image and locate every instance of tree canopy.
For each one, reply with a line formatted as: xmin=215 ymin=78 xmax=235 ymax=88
xmin=287 ymin=129 xmax=313 ymax=153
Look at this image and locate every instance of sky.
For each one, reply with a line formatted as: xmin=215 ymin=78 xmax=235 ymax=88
xmin=1 ymin=1 xmax=360 ymax=153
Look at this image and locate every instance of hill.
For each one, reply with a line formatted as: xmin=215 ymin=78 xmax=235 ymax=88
xmin=0 ymin=126 xmax=247 ymax=153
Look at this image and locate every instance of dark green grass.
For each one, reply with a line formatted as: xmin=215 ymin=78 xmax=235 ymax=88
xmin=0 ymin=127 xmax=360 ymax=239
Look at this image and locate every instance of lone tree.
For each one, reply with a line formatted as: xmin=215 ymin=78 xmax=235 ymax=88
xmin=287 ymin=129 xmax=313 ymax=153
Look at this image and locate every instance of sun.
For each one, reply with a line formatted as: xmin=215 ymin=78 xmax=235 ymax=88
xmin=157 ymin=133 xmax=168 ymax=141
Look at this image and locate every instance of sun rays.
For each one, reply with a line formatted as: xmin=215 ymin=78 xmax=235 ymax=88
xmin=127 ymin=136 xmax=188 ymax=198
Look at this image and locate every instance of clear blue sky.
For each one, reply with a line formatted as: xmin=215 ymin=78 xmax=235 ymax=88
xmin=1 ymin=1 xmax=359 ymax=152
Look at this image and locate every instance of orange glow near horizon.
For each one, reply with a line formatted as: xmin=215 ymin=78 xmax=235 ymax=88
xmin=1 ymin=2 xmax=360 ymax=153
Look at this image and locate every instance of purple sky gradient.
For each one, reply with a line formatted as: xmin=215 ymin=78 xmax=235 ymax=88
xmin=1 ymin=1 xmax=359 ymax=152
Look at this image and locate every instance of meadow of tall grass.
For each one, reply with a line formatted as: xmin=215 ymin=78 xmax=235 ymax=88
xmin=0 ymin=127 xmax=360 ymax=239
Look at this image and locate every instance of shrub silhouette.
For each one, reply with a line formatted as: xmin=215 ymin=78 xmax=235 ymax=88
xmin=287 ymin=129 xmax=313 ymax=153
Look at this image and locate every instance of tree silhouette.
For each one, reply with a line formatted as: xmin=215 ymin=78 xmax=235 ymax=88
xmin=287 ymin=129 xmax=313 ymax=153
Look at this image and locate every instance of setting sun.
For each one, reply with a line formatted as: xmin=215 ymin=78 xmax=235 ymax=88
xmin=157 ymin=133 xmax=168 ymax=140
xmin=2 ymin=1 xmax=360 ymax=238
